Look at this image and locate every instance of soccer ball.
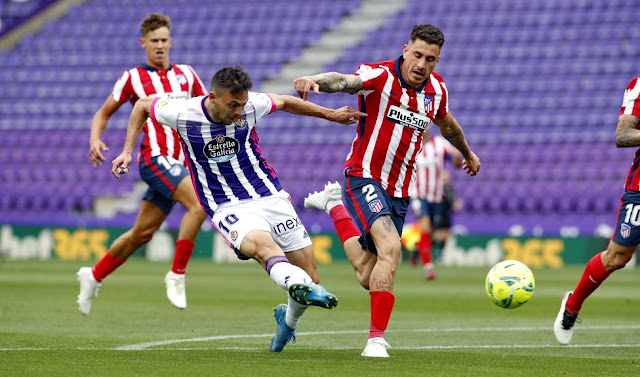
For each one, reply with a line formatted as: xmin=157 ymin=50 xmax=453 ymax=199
xmin=485 ymin=260 xmax=535 ymax=309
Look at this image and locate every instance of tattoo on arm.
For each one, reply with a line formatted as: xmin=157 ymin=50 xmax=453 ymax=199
xmin=439 ymin=118 xmax=471 ymax=157
xmin=615 ymin=115 xmax=640 ymax=147
xmin=309 ymin=72 xmax=363 ymax=94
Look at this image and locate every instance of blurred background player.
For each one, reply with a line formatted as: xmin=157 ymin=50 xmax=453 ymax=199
xmin=111 ymin=66 xmax=364 ymax=352
xmin=297 ymin=24 xmax=480 ymax=357
xmin=554 ymin=76 xmax=640 ymax=345
xmin=410 ymin=133 xmax=462 ymax=280
xmin=78 ymin=13 xmax=208 ymax=315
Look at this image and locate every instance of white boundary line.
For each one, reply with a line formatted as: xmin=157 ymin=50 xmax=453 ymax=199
xmin=2 ymin=325 xmax=640 ymax=351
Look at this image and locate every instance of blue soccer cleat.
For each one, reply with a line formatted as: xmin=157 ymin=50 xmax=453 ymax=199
xmin=288 ymin=283 xmax=338 ymax=309
xmin=270 ymin=304 xmax=296 ymax=352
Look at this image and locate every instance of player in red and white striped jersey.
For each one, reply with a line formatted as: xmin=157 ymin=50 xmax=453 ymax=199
xmin=410 ymin=134 xmax=462 ymax=279
xmin=554 ymin=77 xmax=640 ymax=345
xmin=78 ymin=13 xmax=208 ymax=316
xmin=296 ymin=24 xmax=480 ymax=357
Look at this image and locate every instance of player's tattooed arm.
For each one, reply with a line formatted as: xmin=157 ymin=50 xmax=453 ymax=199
xmin=295 ymin=73 xmax=363 ymax=95
xmin=314 ymin=73 xmax=363 ymax=94
xmin=434 ymin=113 xmax=472 ymax=157
xmin=615 ymin=115 xmax=640 ymax=147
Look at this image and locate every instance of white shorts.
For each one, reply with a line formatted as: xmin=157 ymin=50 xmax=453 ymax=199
xmin=211 ymin=191 xmax=312 ymax=259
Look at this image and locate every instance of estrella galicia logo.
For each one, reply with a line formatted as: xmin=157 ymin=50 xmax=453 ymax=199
xmin=203 ymin=135 xmax=240 ymax=162
xmin=233 ymin=115 xmax=248 ymax=129
xmin=620 ymin=223 xmax=631 ymax=239
xmin=424 ymin=96 xmax=434 ymax=113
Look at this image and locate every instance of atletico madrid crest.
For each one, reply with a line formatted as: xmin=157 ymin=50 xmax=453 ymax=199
xmin=620 ymin=223 xmax=631 ymax=238
xmin=368 ymin=199 xmax=383 ymax=213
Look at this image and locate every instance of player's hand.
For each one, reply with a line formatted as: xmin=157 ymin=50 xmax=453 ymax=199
xmin=89 ymin=138 xmax=109 ymax=166
xmin=331 ymin=106 xmax=367 ymax=124
xmin=111 ymin=153 xmax=132 ymax=179
xmin=293 ymin=77 xmax=319 ymax=101
xmin=462 ymin=151 xmax=480 ymax=176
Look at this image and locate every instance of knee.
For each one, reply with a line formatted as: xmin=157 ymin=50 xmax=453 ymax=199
xmin=188 ymin=206 xmax=207 ymax=221
xmin=131 ymin=227 xmax=155 ymax=245
xmin=602 ymin=250 xmax=634 ymax=271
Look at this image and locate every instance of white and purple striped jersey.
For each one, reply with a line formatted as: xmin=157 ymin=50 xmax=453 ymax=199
xmin=150 ymin=92 xmax=282 ymax=216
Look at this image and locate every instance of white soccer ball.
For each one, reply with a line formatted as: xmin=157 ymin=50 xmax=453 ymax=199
xmin=485 ymin=260 xmax=535 ymax=309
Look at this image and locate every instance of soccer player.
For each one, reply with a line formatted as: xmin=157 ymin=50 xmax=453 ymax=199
xmin=111 ymin=66 xmax=365 ymax=352
xmin=79 ymin=13 xmax=208 ymax=315
xmin=297 ymin=24 xmax=480 ymax=357
xmin=554 ymin=77 xmax=640 ymax=345
xmin=410 ymin=134 xmax=462 ymax=280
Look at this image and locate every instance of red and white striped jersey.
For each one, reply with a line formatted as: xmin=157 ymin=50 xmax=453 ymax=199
xmin=411 ymin=135 xmax=457 ymax=202
xmin=345 ymin=57 xmax=449 ymax=198
xmin=621 ymin=76 xmax=640 ymax=191
xmin=112 ymin=63 xmax=206 ymax=165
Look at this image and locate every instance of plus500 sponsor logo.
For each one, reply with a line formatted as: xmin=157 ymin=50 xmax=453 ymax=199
xmin=386 ymin=105 xmax=431 ymax=131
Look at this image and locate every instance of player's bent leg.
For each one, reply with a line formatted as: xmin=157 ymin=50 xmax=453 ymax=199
xmin=76 ymin=200 xmax=166 ymax=315
xmin=368 ymin=216 xmax=402 ymax=292
xmin=285 ymin=245 xmax=319 ymax=284
xmin=601 ymin=241 xmax=637 ymax=271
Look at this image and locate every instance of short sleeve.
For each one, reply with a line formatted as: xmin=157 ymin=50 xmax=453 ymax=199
xmin=151 ymin=97 xmax=185 ymax=131
xmin=354 ymin=64 xmax=387 ymax=93
xmin=434 ymin=81 xmax=449 ymax=120
xmin=249 ymin=92 xmax=276 ymax=120
xmin=112 ymin=70 xmax=135 ymax=104
xmin=621 ymin=77 xmax=640 ymax=117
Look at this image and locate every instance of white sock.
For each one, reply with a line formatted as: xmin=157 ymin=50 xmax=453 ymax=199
xmin=285 ymin=298 xmax=308 ymax=329
xmin=325 ymin=199 xmax=343 ymax=214
xmin=268 ymin=261 xmax=312 ymax=291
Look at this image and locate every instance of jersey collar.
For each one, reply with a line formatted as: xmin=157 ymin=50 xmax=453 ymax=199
xmin=201 ymin=97 xmax=226 ymax=124
xmin=140 ymin=63 xmax=173 ymax=73
xmin=394 ymin=56 xmax=429 ymax=92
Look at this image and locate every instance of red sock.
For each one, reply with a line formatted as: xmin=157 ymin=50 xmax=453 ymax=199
xmin=92 ymin=253 xmax=126 ymax=282
xmin=369 ymin=291 xmax=395 ymax=339
xmin=171 ymin=239 xmax=195 ymax=274
xmin=566 ymin=252 xmax=611 ymax=314
xmin=329 ymin=205 xmax=361 ymax=244
xmin=418 ymin=233 xmax=432 ymax=267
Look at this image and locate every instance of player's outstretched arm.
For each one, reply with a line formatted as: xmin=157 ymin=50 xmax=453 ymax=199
xmin=111 ymin=97 xmax=154 ymax=179
xmin=615 ymin=115 xmax=640 ymax=148
xmin=293 ymin=73 xmax=363 ymax=100
xmin=269 ymin=93 xmax=366 ymax=125
xmin=434 ymin=112 xmax=480 ymax=176
xmin=90 ymin=96 xmax=122 ymax=166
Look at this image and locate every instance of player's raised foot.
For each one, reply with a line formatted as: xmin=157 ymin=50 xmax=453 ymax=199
xmin=304 ymin=181 xmax=343 ymax=213
xmin=76 ymin=267 xmax=101 ymax=316
xmin=554 ymin=291 xmax=580 ymax=345
xmin=288 ymin=283 xmax=338 ymax=309
xmin=270 ymin=304 xmax=296 ymax=352
xmin=361 ymin=337 xmax=391 ymax=358
xmin=165 ymin=271 xmax=187 ymax=309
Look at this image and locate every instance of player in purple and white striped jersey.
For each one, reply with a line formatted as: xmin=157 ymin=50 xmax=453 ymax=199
xmin=112 ymin=66 xmax=365 ymax=352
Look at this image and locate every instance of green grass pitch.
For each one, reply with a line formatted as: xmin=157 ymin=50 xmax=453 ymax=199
xmin=0 ymin=259 xmax=639 ymax=376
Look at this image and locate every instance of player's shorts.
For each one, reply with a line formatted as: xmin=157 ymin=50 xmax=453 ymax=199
xmin=411 ymin=198 xmax=447 ymax=229
xmin=343 ymin=175 xmax=410 ymax=255
xmin=139 ymin=155 xmax=190 ymax=214
xmin=612 ymin=189 xmax=640 ymax=247
xmin=212 ymin=190 xmax=312 ymax=260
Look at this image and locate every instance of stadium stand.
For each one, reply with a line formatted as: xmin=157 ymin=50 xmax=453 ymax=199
xmin=1 ymin=0 xmax=639 ymax=236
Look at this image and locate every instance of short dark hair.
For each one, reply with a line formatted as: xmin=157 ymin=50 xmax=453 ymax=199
xmin=140 ymin=13 xmax=171 ymax=36
xmin=410 ymin=24 xmax=445 ymax=48
xmin=210 ymin=66 xmax=253 ymax=96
